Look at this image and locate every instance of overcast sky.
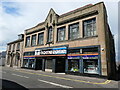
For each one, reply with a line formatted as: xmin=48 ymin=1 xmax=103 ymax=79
xmin=0 ymin=0 xmax=119 ymax=62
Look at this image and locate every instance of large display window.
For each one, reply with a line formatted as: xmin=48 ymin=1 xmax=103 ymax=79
xmin=28 ymin=59 xmax=35 ymax=68
xmin=23 ymin=59 xmax=29 ymax=67
xmin=68 ymin=59 xmax=79 ymax=72
xmin=23 ymin=59 xmax=36 ymax=69
xmin=83 ymin=59 xmax=98 ymax=74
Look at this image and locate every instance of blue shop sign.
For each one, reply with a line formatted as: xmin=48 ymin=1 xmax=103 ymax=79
xmin=68 ymin=56 xmax=80 ymax=59
xmin=82 ymin=55 xmax=98 ymax=59
xmin=35 ymin=47 xmax=67 ymax=55
xmin=68 ymin=55 xmax=98 ymax=59
xmin=24 ymin=57 xmax=35 ymax=59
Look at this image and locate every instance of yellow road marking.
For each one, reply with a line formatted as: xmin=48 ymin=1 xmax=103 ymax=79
xmin=12 ymin=69 xmax=111 ymax=85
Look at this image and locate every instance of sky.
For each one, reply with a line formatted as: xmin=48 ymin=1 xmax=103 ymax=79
xmin=0 ymin=0 xmax=119 ymax=63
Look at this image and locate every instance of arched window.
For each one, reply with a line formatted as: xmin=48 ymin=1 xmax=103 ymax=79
xmin=50 ymin=14 xmax=52 ymax=23
xmin=48 ymin=26 xmax=53 ymax=42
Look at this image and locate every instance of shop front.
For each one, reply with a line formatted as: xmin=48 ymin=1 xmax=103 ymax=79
xmin=66 ymin=46 xmax=101 ymax=76
xmin=35 ymin=46 xmax=67 ymax=73
xmin=22 ymin=56 xmax=43 ymax=70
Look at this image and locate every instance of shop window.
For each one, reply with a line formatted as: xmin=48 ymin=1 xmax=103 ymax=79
xmin=83 ymin=18 xmax=96 ymax=37
xmin=57 ymin=26 xmax=66 ymax=42
xmin=68 ymin=49 xmax=80 ymax=54
xmin=82 ymin=47 xmax=98 ymax=54
xmin=24 ymin=52 xmax=35 ymax=56
xmin=23 ymin=59 xmax=29 ymax=67
xmin=68 ymin=60 xmax=79 ymax=72
xmin=83 ymin=59 xmax=98 ymax=74
xmin=69 ymin=23 xmax=79 ymax=40
xmin=38 ymin=33 xmax=44 ymax=45
xmin=28 ymin=59 xmax=35 ymax=68
xmin=47 ymin=27 xmax=53 ymax=42
xmin=25 ymin=36 xmax=30 ymax=47
xmin=31 ymin=35 xmax=36 ymax=46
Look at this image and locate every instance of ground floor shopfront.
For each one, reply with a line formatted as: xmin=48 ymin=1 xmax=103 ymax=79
xmin=22 ymin=45 xmax=102 ymax=76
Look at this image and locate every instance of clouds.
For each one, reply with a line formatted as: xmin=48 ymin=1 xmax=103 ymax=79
xmin=2 ymin=2 xmax=21 ymax=16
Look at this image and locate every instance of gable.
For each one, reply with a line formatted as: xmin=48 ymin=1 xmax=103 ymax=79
xmin=45 ymin=8 xmax=59 ymax=27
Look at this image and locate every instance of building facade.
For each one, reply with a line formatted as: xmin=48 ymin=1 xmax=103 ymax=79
xmin=6 ymin=2 xmax=116 ymax=80
xmin=0 ymin=51 xmax=6 ymax=66
xmin=6 ymin=34 xmax=24 ymax=68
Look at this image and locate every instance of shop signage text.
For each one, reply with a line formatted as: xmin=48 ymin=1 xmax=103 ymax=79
xmin=35 ymin=47 xmax=67 ymax=55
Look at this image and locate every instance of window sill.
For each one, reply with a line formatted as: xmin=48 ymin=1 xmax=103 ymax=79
xmin=25 ymin=46 xmax=31 ymax=48
xmin=56 ymin=40 xmax=66 ymax=43
xmin=56 ymin=36 xmax=98 ymax=43
xmin=83 ymin=35 xmax=98 ymax=39
xmin=46 ymin=41 xmax=54 ymax=44
xmin=37 ymin=44 xmax=44 ymax=46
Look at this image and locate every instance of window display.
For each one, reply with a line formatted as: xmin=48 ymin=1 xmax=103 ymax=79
xmin=23 ymin=59 xmax=29 ymax=67
xmin=28 ymin=59 xmax=35 ymax=68
xmin=68 ymin=60 xmax=79 ymax=72
xmin=83 ymin=59 xmax=98 ymax=74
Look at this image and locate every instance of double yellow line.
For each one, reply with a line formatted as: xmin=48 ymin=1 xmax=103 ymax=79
xmin=14 ymin=69 xmax=111 ymax=85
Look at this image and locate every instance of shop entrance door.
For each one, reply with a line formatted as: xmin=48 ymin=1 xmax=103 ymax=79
xmin=56 ymin=58 xmax=65 ymax=73
xmin=35 ymin=59 xmax=42 ymax=70
xmin=45 ymin=59 xmax=52 ymax=72
xmin=83 ymin=59 xmax=98 ymax=74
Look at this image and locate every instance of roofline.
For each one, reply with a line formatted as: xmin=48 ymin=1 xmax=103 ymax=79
xmin=7 ymin=39 xmax=24 ymax=45
xmin=25 ymin=21 xmax=45 ymax=31
xmin=59 ymin=2 xmax=104 ymax=18
xmin=24 ymin=2 xmax=104 ymax=32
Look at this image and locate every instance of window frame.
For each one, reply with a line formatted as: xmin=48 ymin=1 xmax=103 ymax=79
xmin=83 ymin=18 xmax=96 ymax=37
xmin=68 ymin=22 xmax=80 ymax=40
xmin=47 ymin=26 xmax=53 ymax=43
xmin=17 ymin=43 xmax=20 ymax=50
xmin=57 ymin=26 xmax=66 ymax=42
xmin=38 ymin=32 xmax=44 ymax=45
xmin=31 ymin=34 xmax=37 ymax=46
xmin=25 ymin=36 xmax=30 ymax=47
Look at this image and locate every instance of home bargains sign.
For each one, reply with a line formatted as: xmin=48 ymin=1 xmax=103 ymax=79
xmin=35 ymin=47 xmax=67 ymax=55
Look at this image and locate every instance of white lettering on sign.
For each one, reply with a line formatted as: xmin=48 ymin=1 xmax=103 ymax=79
xmin=35 ymin=48 xmax=67 ymax=55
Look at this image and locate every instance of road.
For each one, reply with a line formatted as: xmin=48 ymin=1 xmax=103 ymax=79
xmin=1 ymin=66 xmax=119 ymax=89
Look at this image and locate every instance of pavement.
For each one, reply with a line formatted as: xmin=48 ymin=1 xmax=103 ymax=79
xmin=0 ymin=66 xmax=119 ymax=89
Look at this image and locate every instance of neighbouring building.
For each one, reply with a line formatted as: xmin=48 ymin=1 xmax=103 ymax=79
xmin=0 ymin=51 xmax=6 ymax=66
xmin=22 ymin=2 xmax=116 ymax=80
xmin=6 ymin=34 xmax=24 ymax=68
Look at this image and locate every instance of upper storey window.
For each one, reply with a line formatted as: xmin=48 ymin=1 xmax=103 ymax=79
xmin=12 ymin=44 xmax=15 ymax=51
xmin=69 ymin=23 xmax=79 ymax=40
xmin=47 ymin=27 xmax=53 ymax=42
xmin=31 ymin=35 xmax=36 ymax=46
xmin=17 ymin=43 xmax=20 ymax=50
xmin=57 ymin=26 xmax=66 ymax=42
xmin=9 ymin=45 xmax=11 ymax=51
xmin=25 ymin=36 xmax=30 ymax=47
xmin=38 ymin=32 xmax=44 ymax=45
xmin=50 ymin=14 xmax=52 ymax=23
xmin=83 ymin=18 xmax=96 ymax=37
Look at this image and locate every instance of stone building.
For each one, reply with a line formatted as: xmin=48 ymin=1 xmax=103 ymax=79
xmin=6 ymin=2 xmax=116 ymax=80
xmin=6 ymin=34 xmax=24 ymax=68
xmin=0 ymin=51 xmax=6 ymax=66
